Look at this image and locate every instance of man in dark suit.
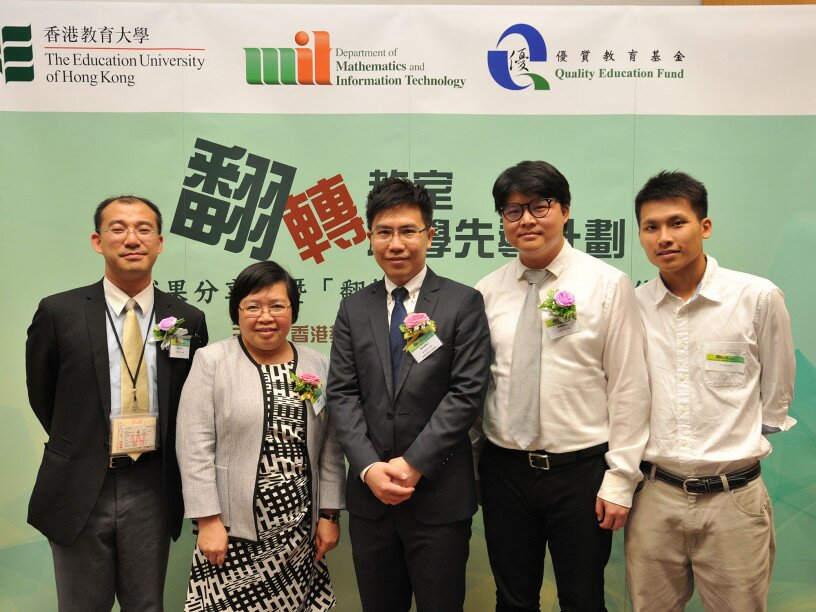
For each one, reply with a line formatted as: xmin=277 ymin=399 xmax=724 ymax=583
xmin=327 ymin=177 xmax=491 ymax=612
xmin=26 ymin=195 xmax=208 ymax=611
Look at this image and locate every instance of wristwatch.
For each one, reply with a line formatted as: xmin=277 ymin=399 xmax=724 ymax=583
xmin=319 ymin=511 xmax=341 ymax=523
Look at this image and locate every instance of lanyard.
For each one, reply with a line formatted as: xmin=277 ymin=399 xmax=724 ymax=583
xmin=105 ymin=303 xmax=155 ymax=402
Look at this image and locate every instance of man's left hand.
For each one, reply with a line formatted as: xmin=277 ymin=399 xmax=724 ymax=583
xmin=388 ymin=456 xmax=422 ymax=488
xmin=595 ymin=496 xmax=629 ymax=531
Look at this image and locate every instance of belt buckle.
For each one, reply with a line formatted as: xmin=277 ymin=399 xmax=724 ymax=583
xmin=682 ymin=477 xmax=704 ymax=495
xmin=109 ymin=455 xmax=135 ymax=469
xmin=528 ymin=453 xmax=550 ymax=470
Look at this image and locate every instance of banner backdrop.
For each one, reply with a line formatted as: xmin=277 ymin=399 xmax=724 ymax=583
xmin=1 ymin=3 xmax=814 ymax=610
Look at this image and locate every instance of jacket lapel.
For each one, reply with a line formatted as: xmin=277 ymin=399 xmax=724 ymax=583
xmin=367 ymin=281 xmax=394 ymax=400
xmin=154 ymin=289 xmax=172 ymax=443
xmin=394 ymin=268 xmax=441 ymax=398
xmin=87 ymin=280 xmax=112 ymax=420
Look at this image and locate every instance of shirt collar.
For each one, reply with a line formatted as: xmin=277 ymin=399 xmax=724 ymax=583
xmin=652 ymin=254 xmax=721 ymax=306
xmin=103 ymin=277 xmax=155 ymax=316
xmin=513 ymin=241 xmax=572 ymax=280
xmin=384 ymin=266 xmax=427 ymax=300
xmin=695 ymin=255 xmax=722 ymax=303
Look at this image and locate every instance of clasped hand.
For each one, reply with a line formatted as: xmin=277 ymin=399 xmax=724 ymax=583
xmin=364 ymin=457 xmax=421 ymax=505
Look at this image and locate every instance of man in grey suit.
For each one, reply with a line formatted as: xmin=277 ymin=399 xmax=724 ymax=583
xmin=327 ymin=177 xmax=491 ymax=612
xmin=26 ymin=195 xmax=207 ymax=611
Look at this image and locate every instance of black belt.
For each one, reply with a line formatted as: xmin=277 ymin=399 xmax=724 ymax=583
xmin=641 ymin=461 xmax=761 ymax=495
xmin=109 ymin=451 xmax=159 ymax=470
xmin=491 ymin=441 xmax=608 ymax=470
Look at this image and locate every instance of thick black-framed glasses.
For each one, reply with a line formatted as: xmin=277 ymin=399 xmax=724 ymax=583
xmin=500 ymin=198 xmax=558 ymax=222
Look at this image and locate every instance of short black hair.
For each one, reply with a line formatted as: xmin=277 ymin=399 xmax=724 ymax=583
xmin=229 ymin=261 xmax=300 ymax=324
xmin=94 ymin=195 xmax=163 ymax=234
xmin=366 ymin=176 xmax=433 ymax=228
xmin=492 ymin=161 xmax=571 ymax=214
xmin=635 ymin=171 xmax=708 ymax=223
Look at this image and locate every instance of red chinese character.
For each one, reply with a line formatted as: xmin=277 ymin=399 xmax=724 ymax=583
xmin=283 ymin=193 xmax=331 ymax=263
xmin=305 ymin=175 xmax=366 ymax=249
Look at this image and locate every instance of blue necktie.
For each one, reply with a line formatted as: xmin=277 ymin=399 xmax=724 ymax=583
xmin=390 ymin=287 xmax=409 ymax=388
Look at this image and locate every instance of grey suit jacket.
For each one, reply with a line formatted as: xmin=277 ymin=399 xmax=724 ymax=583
xmin=327 ymin=267 xmax=491 ymax=524
xmin=176 ymin=337 xmax=346 ymax=541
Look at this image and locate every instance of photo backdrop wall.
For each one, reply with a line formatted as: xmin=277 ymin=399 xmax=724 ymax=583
xmin=1 ymin=3 xmax=814 ymax=610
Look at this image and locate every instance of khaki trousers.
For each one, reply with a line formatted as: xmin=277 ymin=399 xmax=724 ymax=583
xmin=625 ymin=474 xmax=775 ymax=612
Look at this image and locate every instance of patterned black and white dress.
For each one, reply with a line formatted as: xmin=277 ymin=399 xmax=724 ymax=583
xmin=184 ymin=361 xmax=335 ymax=612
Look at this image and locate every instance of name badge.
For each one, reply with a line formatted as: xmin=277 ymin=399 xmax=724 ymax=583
xmin=111 ymin=414 xmax=157 ymax=460
xmin=705 ymin=353 xmax=745 ymax=373
xmin=545 ymin=317 xmax=581 ymax=339
xmin=407 ymin=330 xmax=443 ymax=363
xmin=169 ymin=336 xmax=191 ymax=359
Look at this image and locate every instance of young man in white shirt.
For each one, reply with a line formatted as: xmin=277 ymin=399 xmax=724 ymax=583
xmin=627 ymin=170 xmax=796 ymax=611
xmin=475 ymin=160 xmax=650 ymax=611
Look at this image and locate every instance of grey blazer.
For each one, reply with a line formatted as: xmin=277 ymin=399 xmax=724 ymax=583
xmin=176 ymin=337 xmax=345 ymax=541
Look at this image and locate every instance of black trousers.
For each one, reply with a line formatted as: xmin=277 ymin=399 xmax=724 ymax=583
xmin=349 ymin=504 xmax=472 ymax=612
xmin=480 ymin=442 xmax=612 ymax=612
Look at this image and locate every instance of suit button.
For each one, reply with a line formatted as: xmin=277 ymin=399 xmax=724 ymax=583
xmin=386 ymin=412 xmax=393 ymax=420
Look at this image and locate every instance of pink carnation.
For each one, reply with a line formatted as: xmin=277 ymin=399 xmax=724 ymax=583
xmin=553 ymin=291 xmax=575 ymax=308
xmin=300 ymin=372 xmax=321 ymax=386
xmin=404 ymin=312 xmax=430 ymax=329
xmin=158 ymin=316 xmax=178 ymax=331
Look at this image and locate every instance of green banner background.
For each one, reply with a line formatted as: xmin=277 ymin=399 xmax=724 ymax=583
xmin=2 ymin=112 xmax=814 ymax=610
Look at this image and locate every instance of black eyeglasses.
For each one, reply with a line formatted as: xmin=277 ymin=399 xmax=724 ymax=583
xmin=500 ymin=198 xmax=558 ymax=222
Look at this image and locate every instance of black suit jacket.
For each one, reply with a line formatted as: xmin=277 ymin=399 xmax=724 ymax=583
xmin=328 ymin=268 xmax=491 ymax=524
xmin=25 ymin=280 xmax=208 ymax=546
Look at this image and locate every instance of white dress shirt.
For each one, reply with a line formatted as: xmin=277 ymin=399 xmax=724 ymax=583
xmin=384 ymin=266 xmax=427 ymax=329
xmin=476 ymin=242 xmax=651 ymax=506
xmin=636 ymin=255 xmax=796 ymax=477
xmin=103 ymin=278 xmax=158 ymax=417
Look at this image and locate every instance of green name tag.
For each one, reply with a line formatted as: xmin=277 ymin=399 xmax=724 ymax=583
xmin=705 ymin=352 xmax=745 ymax=373
xmin=706 ymin=353 xmax=745 ymax=364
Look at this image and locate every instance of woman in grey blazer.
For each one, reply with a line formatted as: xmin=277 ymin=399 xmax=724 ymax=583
xmin=176 ymin=261 xmax=345 ymax=611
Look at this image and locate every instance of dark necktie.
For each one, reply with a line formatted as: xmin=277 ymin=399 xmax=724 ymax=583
xmin=389 ymin=287 xmax=409 ymax=388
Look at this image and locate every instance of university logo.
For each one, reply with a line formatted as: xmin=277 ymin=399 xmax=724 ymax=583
xmin=245 ymin=31 xmax=331 ymax=85
xmin=0 ymin=24 xmax=34 ymax=83
xmin=487 ymin=23 xmax=549 ymax=91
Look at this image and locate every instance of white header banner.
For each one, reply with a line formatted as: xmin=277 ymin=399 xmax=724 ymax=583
xmin=1 ymin=2 xmax=814 ymax=115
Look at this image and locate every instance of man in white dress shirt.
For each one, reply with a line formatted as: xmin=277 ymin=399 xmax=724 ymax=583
xmin=626 ymin=170 xmax=796 ymax=611
xmin=475 ymin=160 xmax=650 ymax=611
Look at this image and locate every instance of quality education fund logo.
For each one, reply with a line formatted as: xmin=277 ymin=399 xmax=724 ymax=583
xmin=0 ymin=24 xmax=34 ymax=83
xmin=488 ymin=23 xmax=549 ymax=91
xmin=245 ymin=30 xmax=330 ymax=85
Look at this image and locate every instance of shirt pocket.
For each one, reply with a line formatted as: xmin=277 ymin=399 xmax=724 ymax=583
xmin=703 ymin=341 xmax=748 ymax=388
